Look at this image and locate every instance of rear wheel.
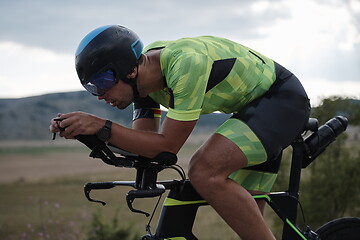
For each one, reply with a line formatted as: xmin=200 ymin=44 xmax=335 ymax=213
xmin=316 ymin=217 xmax=360 ymax=240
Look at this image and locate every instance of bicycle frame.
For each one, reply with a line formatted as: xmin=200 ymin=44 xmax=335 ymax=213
xmin=80 ymin=116 xmax=349 ymax=240
xmin=153 ymin=190 xmax=308 ymax=240
xmin=83 ymin=138 xmax=311 ymax=239
xmin=150 ymin=137 xmax=310 ymax=240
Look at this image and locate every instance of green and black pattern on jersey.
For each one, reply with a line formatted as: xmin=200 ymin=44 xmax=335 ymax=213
xmin=142 ymin=36 xmax=276 ymax=121
xmin=138 ymin=36 xmax=280 ymax=192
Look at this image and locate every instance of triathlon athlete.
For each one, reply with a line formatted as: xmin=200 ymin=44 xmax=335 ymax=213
xmin=50 ymin=25 xmax=310 ymax=240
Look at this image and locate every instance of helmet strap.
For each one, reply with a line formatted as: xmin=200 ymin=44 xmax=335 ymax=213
xmin=121 ymin=77 xmax=139 ymax=99
xmin=122 ymin=65 xmax=140 ymax=100
xmin=129 ymin=77 xmax=140 ymax=100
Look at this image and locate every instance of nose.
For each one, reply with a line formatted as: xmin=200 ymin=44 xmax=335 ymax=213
xmin=97 ymin=95 xmax=111 ymax=104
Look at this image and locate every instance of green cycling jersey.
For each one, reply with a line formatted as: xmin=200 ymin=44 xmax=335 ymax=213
xmin=142 ymin=36 xmax=276 ymax=121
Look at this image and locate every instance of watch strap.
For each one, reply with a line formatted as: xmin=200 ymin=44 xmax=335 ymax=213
xmin=104 ymin=119 xmax=112 ymax=130
xmin=96 ymin=120 xmax=112 ymax=142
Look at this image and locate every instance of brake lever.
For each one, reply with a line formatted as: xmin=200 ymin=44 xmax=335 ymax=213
xmin=126 ymin=187 xmax=165 ymax=217
xmin=84 ymin=182 xmax=116 ymax=206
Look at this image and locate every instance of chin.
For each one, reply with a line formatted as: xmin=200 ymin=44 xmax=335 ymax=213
xmin=117 ymin=103 xmax=130 ymax=110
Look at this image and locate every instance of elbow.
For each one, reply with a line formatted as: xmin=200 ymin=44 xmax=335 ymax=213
xmin=146 ymin=137 xmax=181 ymax=159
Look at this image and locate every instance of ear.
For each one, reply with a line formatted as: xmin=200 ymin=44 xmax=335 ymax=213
xmin=126 ymin=67 xmax=138 ymax=79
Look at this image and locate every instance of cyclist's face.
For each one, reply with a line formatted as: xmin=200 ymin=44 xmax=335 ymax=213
xmin=97 ymin=80 xmax=133 ymax=109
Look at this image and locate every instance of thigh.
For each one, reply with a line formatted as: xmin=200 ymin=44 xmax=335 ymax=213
xmin=229 ymin=168 xmax=278 ymax=193
xmin=189 ymin=132 xmax=249 ymax=179
xmin=190 ymin=127 xmax=277 ymax=193
xmin=192 ymin=119 xmax=274 ymax=193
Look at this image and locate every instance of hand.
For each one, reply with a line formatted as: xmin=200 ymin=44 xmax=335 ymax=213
xmin=49 ymin=113 xmax=64 ymax=134
xmin=49 ymin=112 xmax=105 ymax=139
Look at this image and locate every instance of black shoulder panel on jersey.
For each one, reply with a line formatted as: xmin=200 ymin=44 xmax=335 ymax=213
xmin=168 ymin=88 xmax=175 ymax=109
xmin=206 ymin=58 xmax=236 ymax=92
xmin=134 ymin=96 xmax=160 ymax=109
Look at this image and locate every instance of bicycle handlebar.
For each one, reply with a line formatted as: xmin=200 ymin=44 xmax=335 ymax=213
xmin=74 ymin=134 xmax=179 ymax=216
xmin=71 ymin=116 xmax=348 ymax=217
xmin=127 ymin=187 xmax=166 ymax=217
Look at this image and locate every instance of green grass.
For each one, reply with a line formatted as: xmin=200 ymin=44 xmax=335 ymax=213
xmin=0 ymin=142 xmax=240 ymax=240
xmin=0 ymin=144 xmax=86 ymax=156
xmin=0 ymin=170 xmax=241 ymax=240
xmin=0 ymin=172 xmax=153 ymax=240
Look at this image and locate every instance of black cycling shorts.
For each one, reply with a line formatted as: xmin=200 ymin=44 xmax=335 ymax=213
xmin=234 ymin=62 xmax=311 ymax=173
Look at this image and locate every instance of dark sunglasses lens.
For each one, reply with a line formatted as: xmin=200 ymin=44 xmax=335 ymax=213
xmin=83 ymin=70 xmax=116 ymax=96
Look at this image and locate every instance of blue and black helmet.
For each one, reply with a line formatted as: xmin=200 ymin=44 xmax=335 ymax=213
xmin=75 ymin=25 xmax=144 ymax=86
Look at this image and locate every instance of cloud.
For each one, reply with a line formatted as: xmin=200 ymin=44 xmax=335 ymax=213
xmin=0 ymin=0 xmax=358 ymax=99
xmin=0 ymin=42 xmax=80 ymax=98
xmin=235 ymin=0 xmax=360 ymax=83
xmin=0 ymin=0 xmax=285 ymax=53
xmin=302 ymin=77 xmax=360 ymax=105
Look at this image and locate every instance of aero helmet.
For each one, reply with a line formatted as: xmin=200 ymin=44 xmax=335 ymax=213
xmin=75 ymin=25 xmax=143 ymax=95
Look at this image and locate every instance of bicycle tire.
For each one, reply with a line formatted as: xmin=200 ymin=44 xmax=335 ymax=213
xmin=316 ymin=217 xmax=360 ymax=240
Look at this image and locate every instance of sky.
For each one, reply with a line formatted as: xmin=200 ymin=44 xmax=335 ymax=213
xmin=0 ymin=0 xmax=359 ymax=105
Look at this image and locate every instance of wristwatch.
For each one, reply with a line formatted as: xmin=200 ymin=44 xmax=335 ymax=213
xmin=96 ymin=120 xmax=112 ymax=142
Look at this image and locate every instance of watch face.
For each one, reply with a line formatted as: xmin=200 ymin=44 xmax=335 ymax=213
xmin=97 ymin=127 xmax=111 ymax=141
xmin=96 ymin=120 xmax=112 ymax=142
xmin=98 ymin=129 xmax=108 ymax=141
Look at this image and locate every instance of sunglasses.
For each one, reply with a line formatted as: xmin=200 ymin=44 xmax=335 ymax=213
xmin=83 ymin=70 xmax=118 ymax=96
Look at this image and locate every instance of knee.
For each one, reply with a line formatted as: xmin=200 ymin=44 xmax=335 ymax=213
xmin=188 ymin=150 xmax=218 ymax=191
xmin=188 ymin=150 xmax=205 ymax=186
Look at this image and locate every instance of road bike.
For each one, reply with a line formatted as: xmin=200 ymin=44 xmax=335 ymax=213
xmin=67 ymin=115 xmax=360 ymax=239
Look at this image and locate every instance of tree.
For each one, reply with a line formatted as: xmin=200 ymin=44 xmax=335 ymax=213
xmin=311 ymin=96 xmax=360 ymax=125
xmin=300 ymin=96 xmax=360 ymax=228
xmin=300 ymin=135 xmax=360 ymax=228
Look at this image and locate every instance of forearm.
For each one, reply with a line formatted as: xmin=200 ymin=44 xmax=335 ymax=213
xmin=109 ymin=123 xmax=172 ymax=158
xmin=51 ymin=112 xmax=195 ymax=158
xmin=110 ymin=118 xmax=196 ymax=158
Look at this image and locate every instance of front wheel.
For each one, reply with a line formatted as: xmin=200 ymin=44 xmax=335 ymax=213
xmin=316 ymin=217 xmax=360 ymax=240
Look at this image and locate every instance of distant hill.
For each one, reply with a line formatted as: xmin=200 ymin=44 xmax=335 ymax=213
xmin=0 ymin=91 xmax=229 ymax=140
xmin=1 ymin=92 xmax=358 ymax=141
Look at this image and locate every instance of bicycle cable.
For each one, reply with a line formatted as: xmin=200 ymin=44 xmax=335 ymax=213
xmin=176 ymin=164 xmax=187 ymax=179
xmin=165 ymin=164 xmax=186 ymax=181
xmin=145 ymin=164 xmax=186 ymax=236
xmin=146 ymin=194 xmax=163 ymax=237
xmin=289 ymin=194 xmax=308 ymax=229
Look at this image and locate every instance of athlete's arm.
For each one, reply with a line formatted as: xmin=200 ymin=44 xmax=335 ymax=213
xmin=111 ymin=116 xmax=196 ymax=157
xmin=132 ymin=96 xmax=161 ymax=132
xmin=132 ymin=117 xmax=160 ymax=132
xmin=54 ymin=111 xmax=195 ymax=158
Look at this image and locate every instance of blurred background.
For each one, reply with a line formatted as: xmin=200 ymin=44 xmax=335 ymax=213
xmin=0 ymin=0 xmax=359 ymax=239
xmin=0 ymin=0 xmax=359 ymax=102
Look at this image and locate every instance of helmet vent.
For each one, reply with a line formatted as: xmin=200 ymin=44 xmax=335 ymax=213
xmin=131 ymin=40 xmax=144 ymax=60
